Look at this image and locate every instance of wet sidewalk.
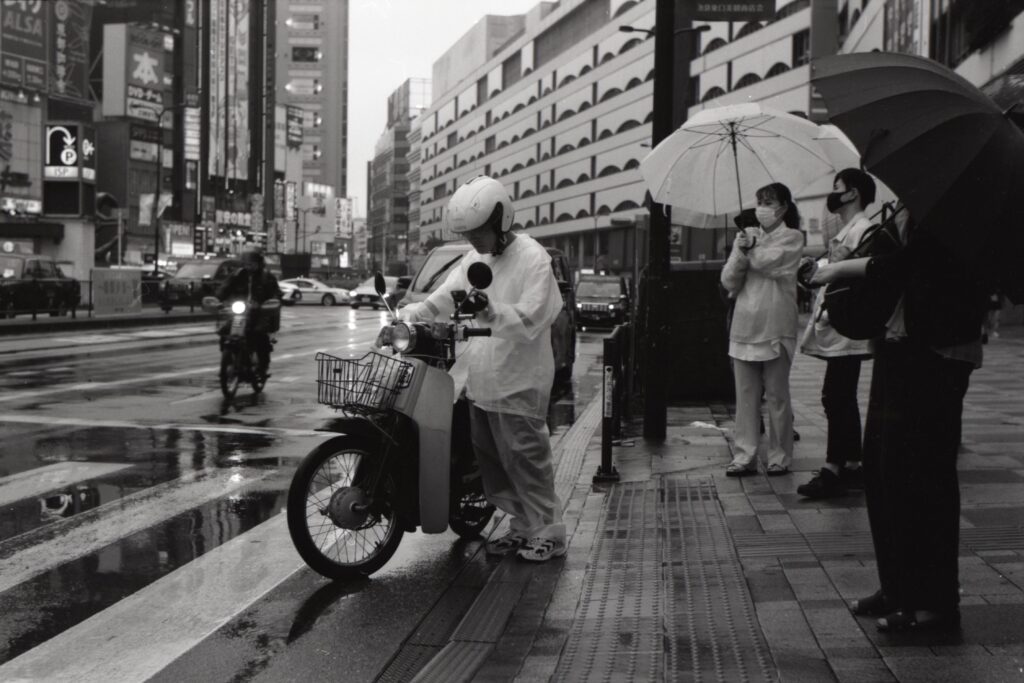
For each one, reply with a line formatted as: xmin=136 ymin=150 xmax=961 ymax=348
xmin=428 ymin=327 xmax=1024 ymax=682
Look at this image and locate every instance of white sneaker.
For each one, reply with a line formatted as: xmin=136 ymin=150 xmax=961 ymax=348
xmin=485 ymin=531 xmax=526 ymax=556
xmin=516 ymin=537 xmax=567 ymax=562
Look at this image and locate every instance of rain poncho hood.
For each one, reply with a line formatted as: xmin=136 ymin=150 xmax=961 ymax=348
xmin=400 ymin=234 xmax=562 ymax=419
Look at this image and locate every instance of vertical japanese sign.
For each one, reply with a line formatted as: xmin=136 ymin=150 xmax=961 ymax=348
xmin=335 ymin=197 xmax=352 ymax=237
xmin=286 ymin=105 xmax=304 ymax=149
xmin=274 ymin=104 xmax=286 ymax=172
xmin=49 ymin=0 xmax=91 ymax=100
xmin=208 ymin=0 xmax=251 ymax=181
xmin=208 ymin=0 xmax=225 ymax=177
xmin=1 ymin=0 xmax=48 ymax=90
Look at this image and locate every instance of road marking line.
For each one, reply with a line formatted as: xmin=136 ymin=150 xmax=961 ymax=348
xmin=0 ymin=467 xmax=276 ymax=594
xmin=0 ymin=510 xmax=300 ymax=683
xmin=0 ymin=413 xmax=327 ymax=438
xmin=0 ymin=462 xmax=135 ymax=507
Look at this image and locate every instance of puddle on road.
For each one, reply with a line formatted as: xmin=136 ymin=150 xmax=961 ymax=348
xmin=0 ymin=488 xmax=286 ymax=666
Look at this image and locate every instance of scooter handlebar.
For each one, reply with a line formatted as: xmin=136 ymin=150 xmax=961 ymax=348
xmin=463 ymin=328 xmax=492 ymax=338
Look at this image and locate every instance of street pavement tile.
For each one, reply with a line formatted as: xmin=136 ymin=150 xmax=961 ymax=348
xmin=819 ymin=645 xmax=879 ymax=660
xmin=780 ymin=558 xmax=821 ymax=569
xmin=779 ymin=492 xmax=868 ymax=510
xmin=830 ymin=657 xmax=898 ymax=683
xmin=755 ymin=601 xmax=820 ymax=656
xmin=883 ymin=655 xmax=1024 ymax=683
xmin=746 ymin=565 xmax=796 ymax=604
xmin=789 ymin=508 xmax=872 ymax=534
xmin=956 ymin=454 xmax=1023 ymax=468
xmin=758 ymin=513 xmax=798 ymax=533
xmin=725 ymin=514 xmax=761 ymax=532
xmin=512 ymin=654 xmax=559 ymax=682
xmin=718 ymin=492 xmax=756 ymax=516
xmin=958 ymin=469 xmax=1024 ymax=484
xmin=783 ymin=566 xmax=842 ymax=602
xmin=960 ymin=483 xmax=1024 ymax=506
xmin=770 ymin=653 xmax=836 ymax=683
xmin=962 ymin=505 xmax=1024 ymax=526
xmin=747 ymin=494 xmax=786 ymax=513
xmin=982 ymin=593 xmax=1024 ymax=604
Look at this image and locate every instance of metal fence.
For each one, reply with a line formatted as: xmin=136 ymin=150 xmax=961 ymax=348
xmin=0 ymin=280 xmax=199 ymax=321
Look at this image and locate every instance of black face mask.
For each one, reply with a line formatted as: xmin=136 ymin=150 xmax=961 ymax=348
xmin=826 ymin=190 xmax=853 ymax=214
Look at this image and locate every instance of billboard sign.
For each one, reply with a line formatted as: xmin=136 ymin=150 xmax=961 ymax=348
xmin=335 ymin=197 xmax=353 ymax=237
xmin=44 ymin=123 xmax=94 ymax=181
xmin=286 ymin=105 xmax=303 ymax=148
xmin=0 ymin=0 xmax=47 ymax=89
xmin=49 ymin=0 xmax=92 ymax=100
xmin=683 ymin=1 xmax=776 ymax=21
xmin=91 ymin=268 xmax=142 ymax=315
xmin=102 ymin=24 xmax=169 ymax=121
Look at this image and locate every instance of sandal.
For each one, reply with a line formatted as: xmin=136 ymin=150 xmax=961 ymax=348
xmin=851 ymin=590 xmax=889 ymax=617
xmin=766 ymin=464 xmax=790 ymax=476
xmin=876 ymin=609 xmax=961 ymax=633
xmin=725 ymin=463 xmax=757 ymax=477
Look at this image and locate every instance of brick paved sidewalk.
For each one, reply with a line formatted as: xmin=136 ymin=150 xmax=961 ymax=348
xmin=486 ymin=327 xmax=1024 ymax=682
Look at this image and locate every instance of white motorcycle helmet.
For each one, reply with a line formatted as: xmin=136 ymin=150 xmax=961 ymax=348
xmin=445 ymin=176 xmax=514 ymax=235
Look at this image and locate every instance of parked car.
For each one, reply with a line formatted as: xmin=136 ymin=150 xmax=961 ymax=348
xmin=164 ymin=257 xmax=242 ymax=305
xmin=0 ymin=253 xmax=81 ymax=317
xmin=575 ymin=273 xmax=631 ymax=329
xmin=349 ymin=275 xmax=406 ymax=309
xmin=279 ymin=277 xmax=351 ymax=306
xmin=399 ymin=242 xmax=576 ymax=381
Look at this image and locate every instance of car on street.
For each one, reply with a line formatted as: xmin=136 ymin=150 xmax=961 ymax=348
xmin=349 ymin=275 xmax=405 ymax=309
xmin=574 ymin=273 xmax=631 ymax=329
xmin=277 ymin=280 xmax=302 ymax=305
xmin=164 ymin=257 xmax=242 ymax=305
xmin=0 ymin=254 xmax=81 ymax=317
xmin=399 ymin=242 xmax=576 ymax=381
xmin=279 ymin=277 xmax=351 ymax=306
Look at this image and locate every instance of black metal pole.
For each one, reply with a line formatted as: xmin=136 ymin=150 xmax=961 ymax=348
xmin=595 ymin=334 xmax=621 ymax=483
xmin=642 ymin=0 xmax=676 ymax=440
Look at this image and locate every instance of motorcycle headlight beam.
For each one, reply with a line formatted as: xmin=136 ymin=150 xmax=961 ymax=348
xmin=231 ymin=301 xmax=247 ymax=314
xmin=391 ymin=323 xmax=416 ymax=352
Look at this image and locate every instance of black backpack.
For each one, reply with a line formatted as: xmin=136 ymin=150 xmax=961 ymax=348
xmin=822 ymin=218 xmax=902 ymax=340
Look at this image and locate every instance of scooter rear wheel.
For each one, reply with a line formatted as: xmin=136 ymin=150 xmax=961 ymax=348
xmin=249 ymin=350 xmax=266 ymax=394
xmin=286 ymin=436 xmax=404 ymax=580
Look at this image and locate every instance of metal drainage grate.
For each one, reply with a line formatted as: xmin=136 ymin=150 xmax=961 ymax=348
xmin=555 ymin=477 xmax=776 ymax=682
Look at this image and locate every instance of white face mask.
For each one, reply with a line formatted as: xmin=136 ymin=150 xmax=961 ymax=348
xmin=755 ymin=206 xmax=781 ymax=228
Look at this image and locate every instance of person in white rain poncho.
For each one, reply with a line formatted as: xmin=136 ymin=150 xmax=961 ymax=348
xmin=399 ymin=176 xmax=567 ymax=562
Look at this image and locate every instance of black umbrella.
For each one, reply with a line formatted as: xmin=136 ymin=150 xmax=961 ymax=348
xmin=811 ymin=52 xmax=1024 ymax=302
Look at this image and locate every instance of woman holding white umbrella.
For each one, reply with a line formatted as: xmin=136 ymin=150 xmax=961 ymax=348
xmin=720 ymin=182 xmax=805 ymax=476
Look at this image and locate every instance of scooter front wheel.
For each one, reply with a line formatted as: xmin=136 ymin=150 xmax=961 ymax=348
xmin=220 ymin=349 xmax=240 ymax=398
xmin=286 ymin=436 xmax=404 ymax=580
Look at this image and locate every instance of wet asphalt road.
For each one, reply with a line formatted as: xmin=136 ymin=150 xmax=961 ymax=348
xmin=0 ymin=305 xmax=605 ymax=680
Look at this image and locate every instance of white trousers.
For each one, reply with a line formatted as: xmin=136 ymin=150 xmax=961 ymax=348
xmin=731 ymin=350 xmax=794 ymax=469
xmin=469 ymin=404 xmax=565 ymax=543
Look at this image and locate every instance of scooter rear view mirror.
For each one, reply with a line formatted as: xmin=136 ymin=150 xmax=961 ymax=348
xmin=373 ymin=272 xmax=387 ymax=296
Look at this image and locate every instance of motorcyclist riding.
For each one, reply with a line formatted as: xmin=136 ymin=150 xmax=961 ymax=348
xmin=398 ymin=175 xmax=567 ymax=562
xmin=215 ymin=246 xmax=282 ymax=374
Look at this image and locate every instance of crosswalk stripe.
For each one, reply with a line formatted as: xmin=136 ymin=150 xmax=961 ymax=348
xmin=0 ymin=510 xmax=300 ymax=683
xmin=0 ymin=462 xmax=134 ymax=507
xmin=0 ymin=467 xmax=276 ymax=594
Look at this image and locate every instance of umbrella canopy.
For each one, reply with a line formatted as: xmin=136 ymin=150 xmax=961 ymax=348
xmin=812 ymin=52 xmax=1024 ymax=301
xmin=640 ymin=103 xmax=840 ymax=218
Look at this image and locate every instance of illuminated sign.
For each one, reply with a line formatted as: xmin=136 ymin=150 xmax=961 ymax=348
xmin=0 ymin=0 xmax=47 ymax=89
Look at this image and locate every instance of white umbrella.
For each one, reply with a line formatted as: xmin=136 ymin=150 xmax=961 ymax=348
xmin=640 ymin=103 xmax=840 ymax=218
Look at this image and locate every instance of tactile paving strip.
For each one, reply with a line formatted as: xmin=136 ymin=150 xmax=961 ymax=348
xmin=555 ymin=476 xmax=776 ymax=682
xmin=731 ymin=526 xmax=1024 ymax=559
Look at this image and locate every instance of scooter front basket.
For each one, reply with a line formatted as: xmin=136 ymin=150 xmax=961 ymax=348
xmin=315 ymin=351 xmax=414 ymax=415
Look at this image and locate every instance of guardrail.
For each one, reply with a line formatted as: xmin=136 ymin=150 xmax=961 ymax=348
xmin=0 ymin=280 xmax=199 ymax=321
xmin=594 ymin=321 xmax=633 ymax=484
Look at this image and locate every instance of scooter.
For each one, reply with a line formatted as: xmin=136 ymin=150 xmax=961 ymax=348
xmin=286 ymin=264 xmax=496 ymax=580
xmin=202 ymin=296 xmax=280 ymax=398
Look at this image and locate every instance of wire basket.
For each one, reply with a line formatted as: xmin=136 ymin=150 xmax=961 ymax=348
xmin=315 ymin=351 xmax=413 ymax=414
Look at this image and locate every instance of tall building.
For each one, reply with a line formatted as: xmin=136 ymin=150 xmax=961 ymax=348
xmin=368 ymin=78 xmax=429 ymax=274
xmin=275 ymin=0 xmax=349 ymax=251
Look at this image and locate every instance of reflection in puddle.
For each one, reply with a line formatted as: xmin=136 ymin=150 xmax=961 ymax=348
xmin=0 ymin=489 xmax=286 ymax=665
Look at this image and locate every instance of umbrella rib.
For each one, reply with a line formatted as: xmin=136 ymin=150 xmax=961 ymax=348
xmin=654 ymin=129 xmax=730 ymax=199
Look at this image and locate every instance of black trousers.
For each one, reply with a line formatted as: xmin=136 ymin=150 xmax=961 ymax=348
xmin=822 ymin=356 xmax=863 ymax=467
xmin=862 ymin=340 xmax=972 ymax=613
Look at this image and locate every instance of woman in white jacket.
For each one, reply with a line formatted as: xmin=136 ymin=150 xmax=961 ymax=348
xmin=721 ymin=182 xmax=805 ymax=476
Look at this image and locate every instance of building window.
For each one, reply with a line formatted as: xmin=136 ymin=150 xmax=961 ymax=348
xmin=703 ymin=37 xmax=728 ymax=54
xmin=701 ymin=86 xmax=726 ymax=103
xmin=766 ymin=62 xmax=790 ymax=78
xmin=735 ymin=21 xmax=763 ymax=40
xmin=792 ymin=29 xmax=810 ymax=67
xmin=734 ymin=73 xmax=762 ymax=90
xmin=292 ymin=46 xmax=321 ymax=62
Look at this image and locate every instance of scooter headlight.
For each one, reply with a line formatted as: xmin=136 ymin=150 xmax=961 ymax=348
xmin=230 ymin=301 xmax=247 ymax=314
xmin=391 ymin=322 xmax=416 ymax=352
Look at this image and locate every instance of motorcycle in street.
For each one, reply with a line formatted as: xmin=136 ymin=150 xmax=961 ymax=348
xmin=287 ymin=265 xmax=496 ymax=580
xmin=203 ymin=296 xmax=280 ymax=398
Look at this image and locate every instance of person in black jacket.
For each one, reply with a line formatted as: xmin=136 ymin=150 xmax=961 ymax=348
xmin=811 ymin=208 xmax=988 ymax=633
xmin=215 ymin=247 xmax=282 ymax=373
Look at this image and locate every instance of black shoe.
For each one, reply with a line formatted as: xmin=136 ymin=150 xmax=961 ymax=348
xmin=796 ymin=467 xmax=847 ymax=498
xmin=841 ymin=466 xmax=865 ymax=490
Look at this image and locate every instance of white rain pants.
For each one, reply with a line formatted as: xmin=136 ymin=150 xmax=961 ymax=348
xmin=470 ymin=403 xmax=565 ymax=543
xmin=731 ymin=349 xmax=794 ymax=470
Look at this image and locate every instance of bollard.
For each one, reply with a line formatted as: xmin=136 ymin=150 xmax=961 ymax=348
xmin=188 ymin=281 xmax=194 ymax=313
xmin=594 ymin=334 xmax=621 ymax=484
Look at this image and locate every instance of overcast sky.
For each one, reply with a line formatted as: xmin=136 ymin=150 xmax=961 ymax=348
xmin=348 ymin=0 xmax=541 ymax=217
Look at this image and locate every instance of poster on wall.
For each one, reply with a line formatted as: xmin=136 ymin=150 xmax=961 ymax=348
xmin=1 ymin=0 xmax=48 ymax=89
xmin=50 ymin=0 xmax=92 ymax=100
